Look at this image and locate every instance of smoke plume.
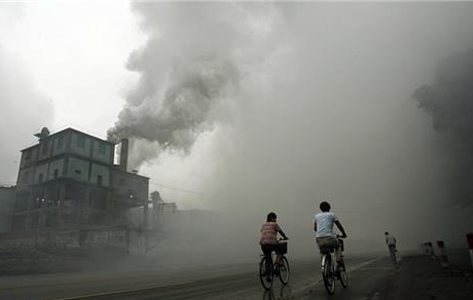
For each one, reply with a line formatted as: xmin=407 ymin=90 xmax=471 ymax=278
xmin=108 ymin=2 xmax=285 ymax=169
xmin=414 ymin=49 xmax=473 ymax=205
xmin=110 ymin=2 xmax=473 ymax=253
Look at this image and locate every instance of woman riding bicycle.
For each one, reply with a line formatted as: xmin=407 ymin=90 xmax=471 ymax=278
xmin=260 ymin=212 xmax=288 ymax=279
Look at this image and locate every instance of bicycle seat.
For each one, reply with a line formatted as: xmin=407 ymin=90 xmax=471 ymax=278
xmin=320 ymin=246 xmax=335 ymax=254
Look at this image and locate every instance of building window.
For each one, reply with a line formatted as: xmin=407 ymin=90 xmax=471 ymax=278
xmin=42 ymin=141 xmax=49 ymax=155
xmin=53 ymin=169 xmax=59 ymax=179
xmin=77 ymin=135 xmax=86 ymax=148
xmin=98 ymin=143 xmax=106 ymax=155
xmin=57 ymin=135 xmax=64 ymax=149
xmin=25 ymin=150 xmax=32 ymax=160
xmin=97 ymin=175 xmax=103 ymax=186
xmin=38 ymin=173 xmax=44 ymax=183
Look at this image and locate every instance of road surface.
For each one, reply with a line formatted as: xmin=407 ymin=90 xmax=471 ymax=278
xmin=0 ymin=255 xmax=397 ymax=300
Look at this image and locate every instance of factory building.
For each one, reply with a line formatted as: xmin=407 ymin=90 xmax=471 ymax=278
xmin=11 ymin=127 xmax=149 ymax=231
xmin=0 ymin=186 xmax=16 ymax=232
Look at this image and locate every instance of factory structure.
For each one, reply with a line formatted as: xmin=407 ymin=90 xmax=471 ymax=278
xmin=12 ymin=127 xmax=149 ymax=231
xmin=0 ymin=127 xmax=215 ymax=258
xmin=0 ymin=127 xmax=164 ymax=252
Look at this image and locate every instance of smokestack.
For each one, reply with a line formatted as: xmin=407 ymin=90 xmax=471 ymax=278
xmin=120 ymin=138 xmax=129 ymax=172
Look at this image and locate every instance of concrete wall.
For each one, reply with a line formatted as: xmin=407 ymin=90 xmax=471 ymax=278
xmin=17 ymin=167 xmax=34 ymax=188
xmin=0 ymin=187 xmax=16 ymax=232
xmin=51 ymin=131 xmax=69 ymax=157
xmin=37 ymin=140 xmax=50 ymax=161
xmin=48 ymin=158 xmax=66 ymax=180
xmin=111 ymin=170 xmax=149 ymax=205
xmin=34 ymin=163 xmax=49 ymax=183
xmin=90 ymin=163 xmax=110 ymax=187
xmin=91 ymin=140 xmax=113 ymax=164
xmin=67 ymin=157 xmax=90 ymax=182
xmin=70 ymin=132 xmax=92 ymax=158
xmin=20 ymin=146 xmax=38 ymax=169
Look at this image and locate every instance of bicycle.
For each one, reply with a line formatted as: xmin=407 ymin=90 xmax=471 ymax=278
xmin=320 ymin=235 xmax=348 ymax=295
xmin=259 ymin=238 xmax=290 ymax=290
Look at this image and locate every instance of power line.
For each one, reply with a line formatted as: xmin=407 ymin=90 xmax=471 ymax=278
xmin=149 ymin=181 xmax=209 ymax=196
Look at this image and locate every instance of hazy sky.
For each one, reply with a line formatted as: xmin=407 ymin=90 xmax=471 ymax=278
xmin=1 ymin=1 xmax=473 ymax=251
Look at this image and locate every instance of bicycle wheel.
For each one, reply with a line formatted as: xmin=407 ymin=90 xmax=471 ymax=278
xmin=259 ymin=256 xmax=274 ymax=290
xmin=322 ymin=254 xmax=335 ymax=295
xmin=278 ymin=256 xmax=290 ymax=285
xmin=338 ymin=262 xmax=348 ymax=288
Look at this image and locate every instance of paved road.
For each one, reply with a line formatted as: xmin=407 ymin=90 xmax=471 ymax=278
xmin=0 ymin=255 xmax=397 ymax=300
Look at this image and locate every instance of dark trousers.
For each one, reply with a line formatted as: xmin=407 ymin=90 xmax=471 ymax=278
xmin=388 ymin=244 xmax=397 ymax=261
xmin=261 ymin=244 xmax=279 ymax=272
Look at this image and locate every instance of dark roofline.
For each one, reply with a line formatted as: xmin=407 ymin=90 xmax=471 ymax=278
xmin=21 ymin=127 xmax=115 ymax=152
xmin=21 ymin=144 xmax=39 ymax=152
xmin=0 ymin=186 xmax=16 ymax=190
xmin=112 ymin=166 xmax=150 ymax=180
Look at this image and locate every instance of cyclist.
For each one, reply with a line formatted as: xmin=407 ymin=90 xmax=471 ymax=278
xmin=260 ymin=212 xmax=288 ymax=280
xmin=313 ymin=201 xmax=347 ymax=264
xmin=385 ymin=231 xmax=397 ymax=262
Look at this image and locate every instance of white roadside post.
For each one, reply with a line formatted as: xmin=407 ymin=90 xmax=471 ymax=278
xmin=437 ymin=240 xmax=449 ymax=267
xmin=467 ymin=233 xmax=473 ymax=270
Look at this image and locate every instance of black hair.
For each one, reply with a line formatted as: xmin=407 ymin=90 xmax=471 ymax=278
xmin=267 ymin=212 xmax=277 ymax=222
xmin=320 ymin=201 xmax=331 ymax=212
xmin=385 ymin=231 xmax=389 ymax=235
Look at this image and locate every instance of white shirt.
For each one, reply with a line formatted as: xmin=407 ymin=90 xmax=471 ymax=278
xmin=385 ymin=235 xmax=396 ymax=245
xmin=314 ymin=212 xmax=338 ymax=237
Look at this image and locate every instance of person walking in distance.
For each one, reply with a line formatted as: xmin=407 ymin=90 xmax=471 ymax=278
xmin=385 ymin=231 xmax=397 ymax=262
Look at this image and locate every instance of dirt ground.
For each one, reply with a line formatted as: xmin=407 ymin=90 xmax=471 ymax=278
xmin=380 ymin=254 xmax=473 ymax=300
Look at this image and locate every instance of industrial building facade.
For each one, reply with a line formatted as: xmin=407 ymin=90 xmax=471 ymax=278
xmin=12 ymin=128 xmax=149 ymax=231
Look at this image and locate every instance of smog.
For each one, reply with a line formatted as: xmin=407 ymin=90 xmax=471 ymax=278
xmin=105 ymin=2 xmax=473 ymax=263
xmin=1 ymin=2 xmax=473 ymax=296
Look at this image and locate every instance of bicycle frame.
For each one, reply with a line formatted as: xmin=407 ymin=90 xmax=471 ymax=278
xmin=319 ymin=236 xmax=346 ymax=295
xmin=321 ymin=251 xmax=335 ymax=273
xmin=259 ymin=239 xmax=290 ymax=290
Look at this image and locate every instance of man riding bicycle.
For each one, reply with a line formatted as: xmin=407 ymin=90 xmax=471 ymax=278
xmin=313 ymin=201 xmax=347 ymax=264
xmin=260 ymin=212 xmax=288 ymax=280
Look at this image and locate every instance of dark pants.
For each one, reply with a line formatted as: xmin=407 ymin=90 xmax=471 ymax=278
xmin=388 ymin=244 xmax=397 ymax=261
xmin=261 ymin=244 xmax=279 ymax=273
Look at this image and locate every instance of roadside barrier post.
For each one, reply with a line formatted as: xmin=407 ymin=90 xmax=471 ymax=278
xmin=467 ymin=233 xmax=473 ymax=270
xmin=437 ymin=240 xmax=449 ymax=267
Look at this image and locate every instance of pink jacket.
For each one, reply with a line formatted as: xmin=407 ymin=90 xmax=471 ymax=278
xmin=260 ymin=222 xmax=281 ymax=245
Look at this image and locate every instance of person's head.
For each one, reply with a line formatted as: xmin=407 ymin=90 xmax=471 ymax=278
xmin=320 ymin=201 xmax=331 ymax=212
xmin=267 ymin=212 xmax=277 ymax=222
xmin=385 ymin=231 xmax=389 ymax=235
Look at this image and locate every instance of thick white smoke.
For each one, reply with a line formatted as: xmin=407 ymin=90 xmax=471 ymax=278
xmin=108 ymin=2 xmax=286 ymax=170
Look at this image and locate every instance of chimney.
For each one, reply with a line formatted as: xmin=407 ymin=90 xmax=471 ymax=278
xmin=120 ymin=138 xmax=129 ymax=171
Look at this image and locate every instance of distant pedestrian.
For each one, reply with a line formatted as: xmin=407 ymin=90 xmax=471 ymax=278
xmin=385 ymin=231 xmax=397 ymax=263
